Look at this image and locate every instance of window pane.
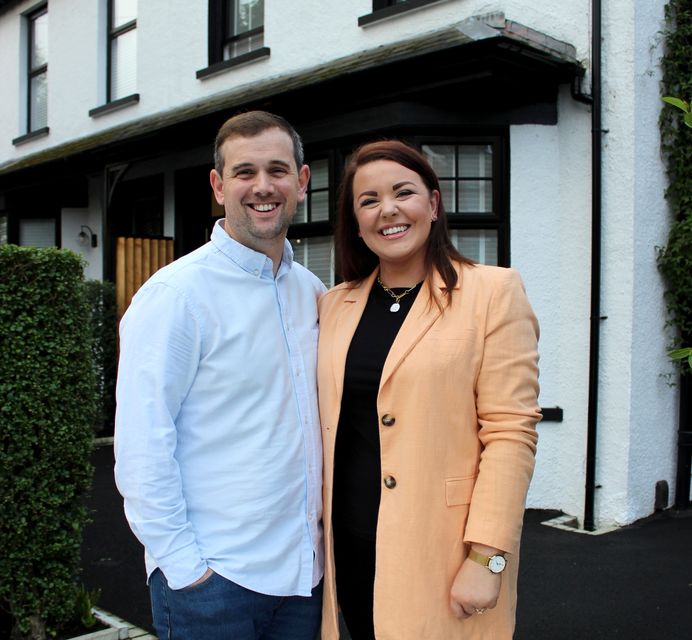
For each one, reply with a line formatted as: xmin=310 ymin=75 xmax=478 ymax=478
xmin=0 ymin=216 xmax=7 ymax=244
xmin=230 ymin=0 xmax=264 ymax=36
xmin=295 ymin=200 xmax=307 ymax=224
xmin=225 ymin=32 xmax=263 ymax=58
xmin=20 ymin=218 xmax=55 ymax=248
xmin=458 ymin=145 xmax=492 ymax=178
xmin=311 ymin=159 xmax=329 ymax=189
xmin=310 ymin=191 xmax=329 ymax=222
xmin=30 ymin=11 xmax=48 ymax=69
xmin=423 ymin=145 xmax=454 ymax=177
xmin=111 ymin=28 xmax=137 ymax=99
xmin=290 ymin=236 xmax=334 ymax=287
xmin=30 ymin=71 xmax=48 ymax=130
xmin=113 ymin=0 xmax=137 ymax=28
xmin=438 ymin=179 xmax=456 ymax=214
xmin=449 ymin=229 xmax=497 ymax=265
xmin=459 ymin=180 xmax=493 ymax=214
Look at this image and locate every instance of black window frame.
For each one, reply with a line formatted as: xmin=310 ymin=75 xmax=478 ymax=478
xmin=26 ymin=4 xmax=48 ymax=134
xmin=288 ymin=151 xmax=335 ymax=242
xmin=359 ymin=0 xmax=443 ymax=27
xmin=200 ymin=0 xmax=269 ymax=78
xmin=107 ymin=0 xmax=137 ymax=104
xmin=293 ymin=131 xmax=509 ymax=286
xmin=416 ymin=134 xmax=510 ymax=267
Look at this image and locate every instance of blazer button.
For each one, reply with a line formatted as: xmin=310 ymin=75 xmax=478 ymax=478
xmin=384 ymin=475 xmax=397 ymax=489
xmin=382 ymin=414 xmax=396 ymax=427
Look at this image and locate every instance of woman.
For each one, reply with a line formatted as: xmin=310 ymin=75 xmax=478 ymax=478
xmin=317 ymin=140 xmax=540 ymax=639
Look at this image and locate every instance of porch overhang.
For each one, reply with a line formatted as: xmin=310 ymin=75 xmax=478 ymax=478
xmin=0 ymin=12 xmax=582 ymax=186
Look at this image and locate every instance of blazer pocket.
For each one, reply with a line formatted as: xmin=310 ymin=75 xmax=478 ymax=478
xmin=445 ymin=475 xmax=477 ymax=506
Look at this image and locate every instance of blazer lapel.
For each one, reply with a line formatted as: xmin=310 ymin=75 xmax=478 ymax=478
xmin=379 ymin=267 xmax=460 ymax=390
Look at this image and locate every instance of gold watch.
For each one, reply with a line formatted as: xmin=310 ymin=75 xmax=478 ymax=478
xmin=468 ymin=548 xmax=507 ymax=574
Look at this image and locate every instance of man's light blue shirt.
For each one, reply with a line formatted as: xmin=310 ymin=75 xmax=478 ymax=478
xmin=114 ymin=221 xmax=325 ymax=595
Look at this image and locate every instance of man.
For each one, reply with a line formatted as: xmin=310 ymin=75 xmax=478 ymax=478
xmin=114 ymin=111 xmax=325 ymax=639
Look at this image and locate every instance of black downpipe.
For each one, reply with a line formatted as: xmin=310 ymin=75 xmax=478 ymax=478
xmin=584 ymin=0 xmax=602 ymax=532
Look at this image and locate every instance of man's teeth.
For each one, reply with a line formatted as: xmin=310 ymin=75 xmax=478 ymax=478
xmin=381 ymin=225 xmax=408 ymax=236
xmin=253 ymin=203 xmax=275 ymax=212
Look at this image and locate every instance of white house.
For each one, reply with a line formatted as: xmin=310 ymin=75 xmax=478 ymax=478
xmin=0 ymin=0 xmax=686 ymax=530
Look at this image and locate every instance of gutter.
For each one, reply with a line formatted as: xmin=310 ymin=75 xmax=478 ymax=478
xmin=584 ymin=0 xmax=603 ymax=531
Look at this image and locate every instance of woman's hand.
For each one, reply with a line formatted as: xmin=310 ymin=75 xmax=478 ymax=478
xmin=449 ymin=547 xmax=503 ymax=619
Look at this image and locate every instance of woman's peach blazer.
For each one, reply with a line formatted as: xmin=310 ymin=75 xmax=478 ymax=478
xmin=317 ymin=262 xmax=541 ymax=640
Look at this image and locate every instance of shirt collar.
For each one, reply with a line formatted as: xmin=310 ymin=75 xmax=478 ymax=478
xmin=211 ymin=219 xmax=294 ymax=277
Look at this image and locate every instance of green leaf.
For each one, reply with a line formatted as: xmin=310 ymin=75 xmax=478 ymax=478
xmin=662 ymin=96 xmax=690 ymax=111
xmin=669 ymin=347 xmax=692 ymax=360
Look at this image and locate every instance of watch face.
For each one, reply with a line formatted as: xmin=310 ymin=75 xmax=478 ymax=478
xmin=488 ymin=555 xmax=506 ymax=573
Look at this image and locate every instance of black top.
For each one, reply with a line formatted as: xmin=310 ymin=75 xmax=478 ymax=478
xmin=332 ymin=278 xmax=423 ymax=539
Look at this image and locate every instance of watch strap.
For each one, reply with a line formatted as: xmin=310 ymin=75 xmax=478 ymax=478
xmin=468 ymin=548 xmax=506 ymax=573
xmin=467 ymin=548 xmax=492 ymax=567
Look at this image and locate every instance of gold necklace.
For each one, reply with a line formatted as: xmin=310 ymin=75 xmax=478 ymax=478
xmin=377 ymin=275 xmax=419 ymax=313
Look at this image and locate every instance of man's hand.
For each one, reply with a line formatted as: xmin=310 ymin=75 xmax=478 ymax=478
xmin=449 ymin=548 xmax=502 ymax=619
xmin=186 ymin=567 xmax=214 ymax=589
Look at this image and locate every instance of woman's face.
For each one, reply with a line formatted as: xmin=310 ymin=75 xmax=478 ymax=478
xmin=352 ymin=159 xmax=439 ymax=277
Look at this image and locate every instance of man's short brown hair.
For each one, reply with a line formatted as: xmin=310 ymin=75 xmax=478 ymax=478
xmin=213 ymin=110 xmax=304 ymax=175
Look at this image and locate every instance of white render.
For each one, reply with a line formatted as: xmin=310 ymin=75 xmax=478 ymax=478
xmin=0 ymin=0 xmax=681 ymax=530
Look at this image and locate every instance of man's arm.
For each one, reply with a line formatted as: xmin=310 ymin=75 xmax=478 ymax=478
xmin=114 ymin=282 xmax=209 ymax=589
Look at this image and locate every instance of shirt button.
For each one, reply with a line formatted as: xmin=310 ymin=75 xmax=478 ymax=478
xmin=382 ymin=414 xmax=395 ymax=427
xmin=253 ymin=268 xmax=259 ymax=275
xmin=384 ymin=475 xmax=397 ymax=489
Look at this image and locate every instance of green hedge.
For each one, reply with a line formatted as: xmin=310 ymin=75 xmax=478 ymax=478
xmin=0 ymin=246 xmax=96 ymax=639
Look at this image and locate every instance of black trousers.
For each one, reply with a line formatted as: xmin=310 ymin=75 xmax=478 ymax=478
xmin=333 ymin=523 xmax=377 ymax=640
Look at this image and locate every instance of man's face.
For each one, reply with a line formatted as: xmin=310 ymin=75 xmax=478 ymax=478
xmin=210 ymin=127 xmax=310 ymax=256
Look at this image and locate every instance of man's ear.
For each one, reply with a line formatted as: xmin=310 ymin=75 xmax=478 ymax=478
xmin=210 ymin=169 xmax=224 ymax=205
xmin=297 ymin=164 xmax=311 ymax=201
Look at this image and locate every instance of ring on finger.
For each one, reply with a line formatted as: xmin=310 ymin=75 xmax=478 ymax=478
xmin=474 ymin=608 xmax=487 ymax=615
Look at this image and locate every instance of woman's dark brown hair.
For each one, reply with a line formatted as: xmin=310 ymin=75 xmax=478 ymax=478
xmin=335 ymin=139 xmax=474 ymax=295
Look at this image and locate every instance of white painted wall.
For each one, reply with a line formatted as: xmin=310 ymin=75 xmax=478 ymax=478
xmin=512 ymin=88 xmax=593 ymax=521
xmin=0 ymin=0 xmax=681 ymax=528
xmin=0 ymin=0 xmax=593 ymax=163
xmin=593 ymin=0 xmax=677 ymax=527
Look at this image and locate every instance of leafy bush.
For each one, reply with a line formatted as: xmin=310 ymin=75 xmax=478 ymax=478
xmin=84 ymin=280 xmax=117 ymax=435
xmin=0 ymin=246 xmax=96 ymax=639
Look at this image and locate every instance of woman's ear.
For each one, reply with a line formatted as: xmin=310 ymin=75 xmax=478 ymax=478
xmin=430 ymin=189 xmax=440 ymax=221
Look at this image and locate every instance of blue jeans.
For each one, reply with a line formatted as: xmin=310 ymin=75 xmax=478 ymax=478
xmin=149 ymin=569 xmax=323 ymax=640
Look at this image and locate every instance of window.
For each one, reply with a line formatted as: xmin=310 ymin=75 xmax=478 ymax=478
xmin=202 ymin=0 xmax=268 ymax=76
xmin=295 ymin=158 xmax=330 ymax=225
xmin=223 ymin=0 xmax=264 ymax=59
xmin=287 ymin=136 xmax=506 ymax=285
xmin=0 ymin=215 xmax=7 ymax=245
xmin=423 ymin=141 xmax=505 ymax=265
xmin=289 ymin=156 xmax=334 ymax=287
xmin=27 ymin=5 xmax=48 ymax=132
xmin=290 ymin=237 xmax=335 ymax=288
xmin=360 ymin=0 xmax=442 ymax=26
xmin=19 ymin=218 xmax=56 ymax=248
xmin=108 ymin=0 xmax=137 ymax=101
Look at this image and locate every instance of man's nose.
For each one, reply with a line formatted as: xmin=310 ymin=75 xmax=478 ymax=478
xmin=253 ymin=171 xmax=275 ymax=195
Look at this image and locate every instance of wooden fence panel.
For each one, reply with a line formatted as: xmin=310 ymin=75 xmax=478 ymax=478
xmin=116 ymin=236 xmax=174 ymax=321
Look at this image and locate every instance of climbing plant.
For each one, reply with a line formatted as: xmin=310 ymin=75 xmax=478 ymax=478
xmin=659 ymin=0 xmax=692 ymax=370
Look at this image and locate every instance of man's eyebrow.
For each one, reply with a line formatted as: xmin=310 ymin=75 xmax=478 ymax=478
xmin=229 ymin=159 xmax=292 ymax=173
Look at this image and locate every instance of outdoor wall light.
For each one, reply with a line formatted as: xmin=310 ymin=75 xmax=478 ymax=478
xmin=78 ymin=225 xmax=98 ymax=248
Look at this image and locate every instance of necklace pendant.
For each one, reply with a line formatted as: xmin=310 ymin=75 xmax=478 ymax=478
xmin=389 ymin=302 xmax=401 ymax=313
